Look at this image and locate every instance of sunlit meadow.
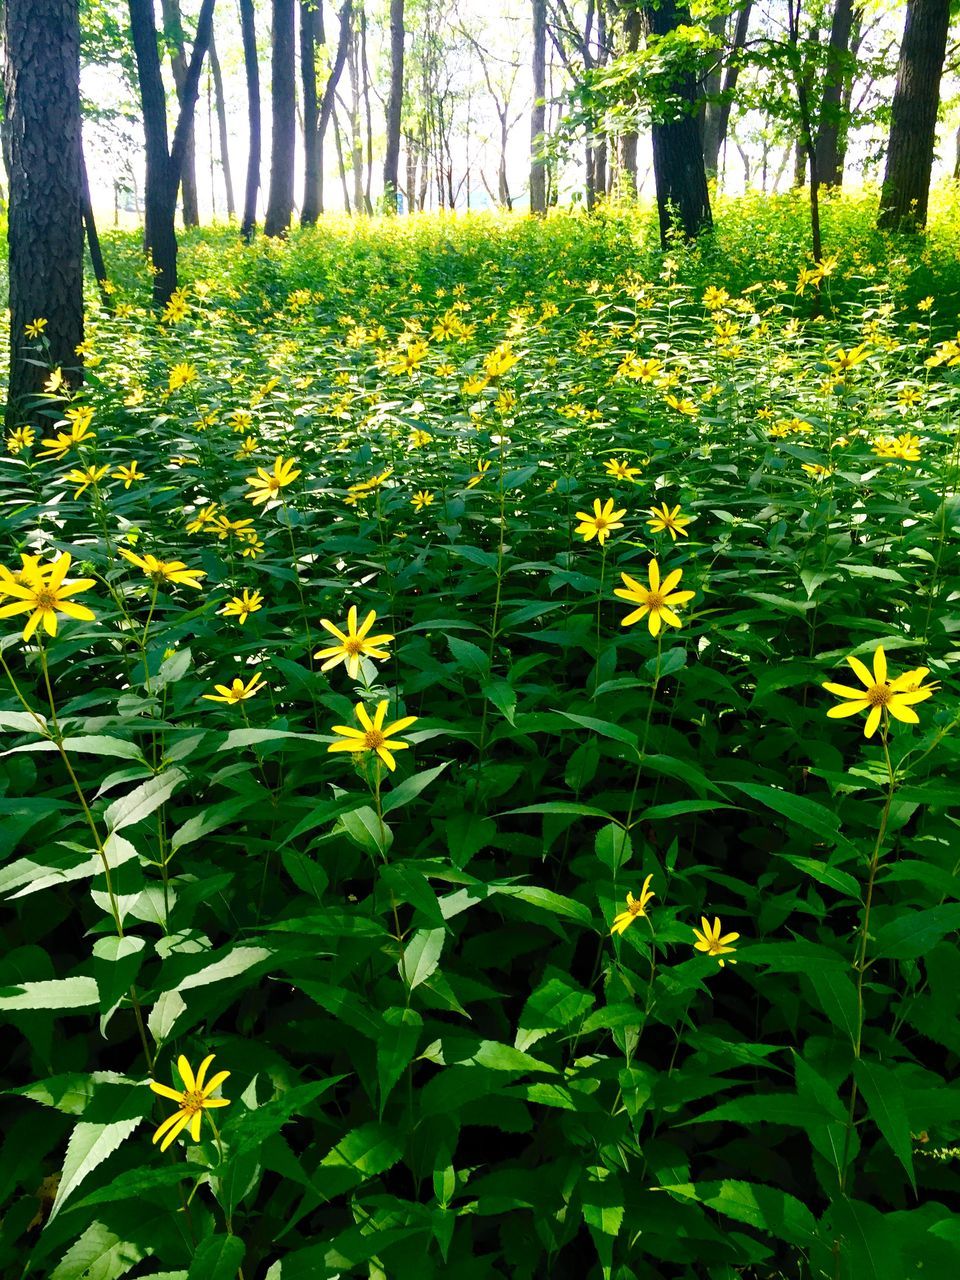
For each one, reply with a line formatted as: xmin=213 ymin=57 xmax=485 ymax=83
xmin=2 ymin=190 xmax=960 ymax=1279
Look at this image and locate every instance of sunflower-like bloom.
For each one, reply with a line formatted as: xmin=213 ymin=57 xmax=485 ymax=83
xmin=218 ymin=589 xmax=264 ymax=625
xmin=327 ymin=700 xmax=418 ymax=772
xmin=647 ymin=502 xmax=692 ymax=541
xmin=0 ymin=552 xmax=95 ymax=641
xmin=244 ymin=456 xmax=302 ymax=505
xmin=603 ymin=458 xmax=642 ymax=482
xmin=822 ymin=644 xmax=937 ymax=738
xmin=574 ymin=498 xmax=627 ymax=547
xmin=615 ymin=558 xmax=695 ymax=637
xmin=315 ymin=606 xmax=394 ymax=680
xmin=62 ymin=464 xmax=110 ymax=498
xmin=112 ymin=461 xmax=146 ymax=488
xmin=149 ymin=1054 xmax=230 ymax=1151
xmin=118 ymin=547 xmax=205 ymax=589
xmin=693 ymin=916 xmax=740 ymax=966
xmin=610 ymin=875 xmax=656 ymax=936
xmin=202 ymin=672 xmax=267 ymax=704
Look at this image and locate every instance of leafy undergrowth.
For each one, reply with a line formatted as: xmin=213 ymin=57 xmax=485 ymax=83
xmin=1 ymin=193 xmax=960 ymax=1279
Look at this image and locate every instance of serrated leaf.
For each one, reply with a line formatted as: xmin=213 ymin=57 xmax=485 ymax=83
xmin=377 ymin=1007 xmax=423 ymax=1112
xmin=104 ymin=770 xmax=184 ymax=833
xmin=381 ymin=762 xmax=449 ymax=814
xmin=659 ymin=1179 xmax=817 ymax=1246
xmin=186 ymin=1235 xmax=245 ymax=1280
xmin=855 ymin=1060 xmax=916 ymax=1189
xmin=0 ymin=976 xmax=98 ymax=1011
xmin=49 ymin=1081 xmax=147 ymax=1221
xmin=50 ymin=1219 xmax=146 ymax=1280
xmin=401 ymin=927 xmax=445 ymax=989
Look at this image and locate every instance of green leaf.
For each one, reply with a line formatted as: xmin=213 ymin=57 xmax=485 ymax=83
xmin=381 ymin=762 xmax=449 ymax=814
xmin=484 ymin=680 xmax=517 ymax=724
xmin=49 ymin=1081 xmax=147 ymax=1221
xmin=779 ymin=855 xmax=861 ymax=899
xmin=807 ymin=967 xmax=860 ymax=1045
xmin=319 ymin=1122 xmax=403 ymax=1183
xmin=0 ymin=976 xmax=98 ymax=1011
xmin=225 ymin=1079 xmax=343 ymax=1158
xmin=872 ymin=905 xmax=960 ymax=960
xmin=50 ymin=1219 xmax=146 ymax=1280
xmin=447 ymin=635 xmax=490 ymax=679
xmin=557 ymin=711 xmax=639 ymax=750
xmin=855 ymin=1060 xmax=916 ymax=1189
xmin=502 ymin=801 xmax=614 ymax=820
xmin=495 ymin=883 xmax=593 ymax=925
xmin=186 ymin=1235 xmax=245 ymax=1280
xmin=92 ymin=936 xmax=146 ymax=1036
xmin=339 ymin=805 xmax=393 ymax=855
xmin=377 ymin=1007 xmax=423 ymax=1112
xmin=401 ymin=927 xmax=445 ymax=989
xmin=659 ymin=1180 xmax=817 ymax=1247
xmin=728 ymin=782 xmax=845 ymax=847
xmin=104 ymin=770 xmax=184 ymax=833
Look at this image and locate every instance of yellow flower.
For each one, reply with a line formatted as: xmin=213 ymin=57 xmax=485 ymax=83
xmin=823 ymin=644 xmax=937 ymax=738
xmin=112 ymin=461 xmax=146 ymax=489
xmin=391 ymin=339 xmax=430 ymax=375
xmin=483 ymin=343 xmax=518 ymax=377
xmin=574 ymin=498 xmax=627 ymax=547
xmin=25 ymin=318 xmax=48 ymax=339
xmin=615 ymin=559 xmax=695 ymax=637
xmin=664 ymin=394 xmax=698 ymax=417
xmin=239 ymin=535 xmax=265 ymax=558
xmin=917 ymin=296 xmax=934 ymax=311
xmin=168 ymin=362 xmax=198 ymax=392
xmin=161 ymin=291 xmax=189 ymax=323
xmin=617 ymin=355 xmax=662 ymax=382
xmin=218 ymin=589 xmax=264 ymax=624
xmin=411 ymin=490 xmax=435 ymax=511
xmin=604 ymin=458 xmax=642 ymax=482
xmin=461 ymin=374 xmax=489 ymax=396
xmin=693 ymin=916 xmax=739 ymax=966
xmin=801 ymin=462 xmax=833 ymax=479
xmin=62 ymin=464 xmax=110 ymax=498
xmin=610 ymin=875 xmax=656 ymax=935
xmin=702 ymin=286 xmax=730 ymax=310
xmin=409 ymin=429 xmax=433 ymax=448
xmin=244 ymin=456 xmax=302 ymax=505
xmin=185 ymin=503 xmax=220 ymax=534
xmin=230 ymin=410 xmax=254 ymax=433
xmin=327 ymin=699 xmax=418 ymax=772
xmin=314 ymin=606 xmax=394 ymax=679
xmin=0 ymin=551 xmax=96 ymax=641
xmin=118 ymin=548 xmax=205 ymax=589
xmin=827 ymin=344 xmax=869 ymax=374
xmin=203 ymin=672 xmax=267 ymax=704
xmin=234 ymin=435 xmax=258 ymax=459
xmin=466 ymin=459 xmax=491 ymax=489
xmin=6 ymin=425 xmax=36 ymax=454
xmin=647 ymin=502 xmax=692 ymax=541
xmin=149 ymin=1054 xmax=230 ymax=1151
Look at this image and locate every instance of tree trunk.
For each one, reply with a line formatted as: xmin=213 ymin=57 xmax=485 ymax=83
xmin=81 ymin=148 xmax=110 ymax=297
xmin=617 ymin=2 xmax=642 ymax=197
xmin=300 ymin=0 xmax=321 ymax=224
xmin=701 ymin=2 xmax=752 ymax=181
xmin=128 ymin=0 xmax=215 ymax=304
xmin=360 ymin=10 xmax=374 ymax=213
xmin=814 ymin=0 xmax=855 ymax=188
xmin=209 ymin=29 xmax=234 ymax=217
xmin=5 ymin=0 xmax=85 ymax=413
xmin=877 ymin=0 xmax=950 ymax=232
xmin=383 ymin=0 xmax=404 ymax=211
xmin=836 ymin=9 xmax=863 ymax=177
xmin=332 ymin=104 xmax=351 ymax=212
xmin=239 ymin=0 xmax=260 ymax=239
xmin=642 ymin=0 xmax=712 ymax=244
xmin=347 ymin=22 xmax=364 ymax=213
xmin=264 ymin=0 xmax=296 ymax=236
xmin=160 ymin=0 xmax=200 ymax=225
xmin=305 ymin=0 xmax=354 ymax=225
xmin=530 ymin=0 xmax=547 ymax=213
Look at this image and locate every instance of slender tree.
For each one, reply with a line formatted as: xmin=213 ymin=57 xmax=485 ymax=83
xmin=878 ymin=0 xmax=951 ymax=231
xmin=814 ymin=0 xmax=856 ymax=188
xmin=160 ymin=0 xmax=200 ymax=225
xmin=301 ymin=0 xmax=354 ymax=224
xmin=301 ymin=0 xmax=322 ymax=224
xmin=383 ymin=0 xmax=405 ymax=211
xmin=642 ymin=0 xmax=712 ymax=244
xmin=128 ymin=0 xmax=216 ymax=303
xmin=209 ymin=29 xmax=235 ymax=218
xmin=4 ymin=0 xmax=85 ymax=412
xmin=701 ymin=1 xmax=753 ymax=181
xmin=531 ymin=0 xmax=547 ymax=212
xmin=265 ymin=0 xmax=297 ymax=236
xmin=239 ymin=0 xmax=260 ymax=239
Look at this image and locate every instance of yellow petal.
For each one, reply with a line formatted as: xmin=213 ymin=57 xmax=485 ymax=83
xmin=176 ymin=1055 xmax=196 ymax=1092
xmin=872 ymin=645 xmax=887 ymax=684
xmin=149 ymin=1081 xmax=184 ymax=1102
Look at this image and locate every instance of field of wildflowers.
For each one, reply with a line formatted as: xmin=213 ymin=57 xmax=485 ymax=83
xmin=2 ymin=190 xmax=960 ymax=1279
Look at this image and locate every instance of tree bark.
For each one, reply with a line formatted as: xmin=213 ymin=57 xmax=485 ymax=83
xmin=300 ymin=0 xmax=321 ymax=223
xmin=81 ymin=148 xmax=110 ymax=298
xmin=239 ymin=0 xmax=260 ymax=239
xmin=701 ymin=2 xmax=752 ymax=181
xmin=383 ymin=0 xmax=405 ymax=211
xmin=160 ymin=0 xmax=200 ymax=225
xmin=129 ymin=0 xmax=215 ymax=304
xmin=264 ymin=0 xmax=296 ymax=236
xmin=642 ymin=0 xmax=712 ymax=244
xmin=814 ymin=0 xmax=855 ymax=188
xmin=303 ymin=0 xmax=354 ymax=225
xmin=5 ymin=0 xmax=85 ymax=414
xmin=209 ymin=29 xmax=234 ymax=217
xmin=877 ymin=0 xmax=950 ymax=231
xmin=530 ymin=0 xmax=547 ymax=212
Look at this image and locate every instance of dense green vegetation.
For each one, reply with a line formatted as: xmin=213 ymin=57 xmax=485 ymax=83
xmin=2 ymin=193 xmax=960 ymax=1278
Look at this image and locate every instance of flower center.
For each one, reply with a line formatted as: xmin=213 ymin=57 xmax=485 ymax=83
xmin=344 ymin=637 xmax=365 ymax=655
xmin=629 ymin=899 xmax=644 ymax=917
xmin=594 ymin=517 xmax=609 ymax=530
xmin=35 ymin=588 xmax=58 ymax=611
xmin=646 ymin=591 xmax=664 ymax=610
xmin=706 ymin=938 xmax=724 ymax=955
xmin=363 ymin=729 xmax=386 ymax=750
xmin=267 ymin=478 xmax=280 ymax=492
xmin=866 ymin=683 xmax=892 ymax=707
xmin=180 ymin=1090 xmax=204 ymax=1114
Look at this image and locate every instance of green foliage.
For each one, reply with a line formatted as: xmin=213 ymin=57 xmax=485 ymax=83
xmin=1 ymin=194 xmax=960 ymax=1277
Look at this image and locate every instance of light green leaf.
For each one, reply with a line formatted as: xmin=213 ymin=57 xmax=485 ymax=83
xmin=50 ymin=1219 xmax=146 ymax=1280
xmin=729 ymin=782 xmax=844 ymax=846
xmin=49 ymin=1081 xmax=147 ymax=1222
xmin=0 ymin=976 xmax=98 ymax=1012
xmin=401 ymin=928 xmax=445 ymax=989
xmin=104 ymin=770 xmax=185 ymax=833
xmin=658 ymin=1179 xmax=817 ymax=1246
xmin=186 ymin=1235 xmax=245 ymax=1280
xmin=381 ymin=762 xmax=449 ymax=814
xmin=855 ymin=1060 xmax=916 ymax=1189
